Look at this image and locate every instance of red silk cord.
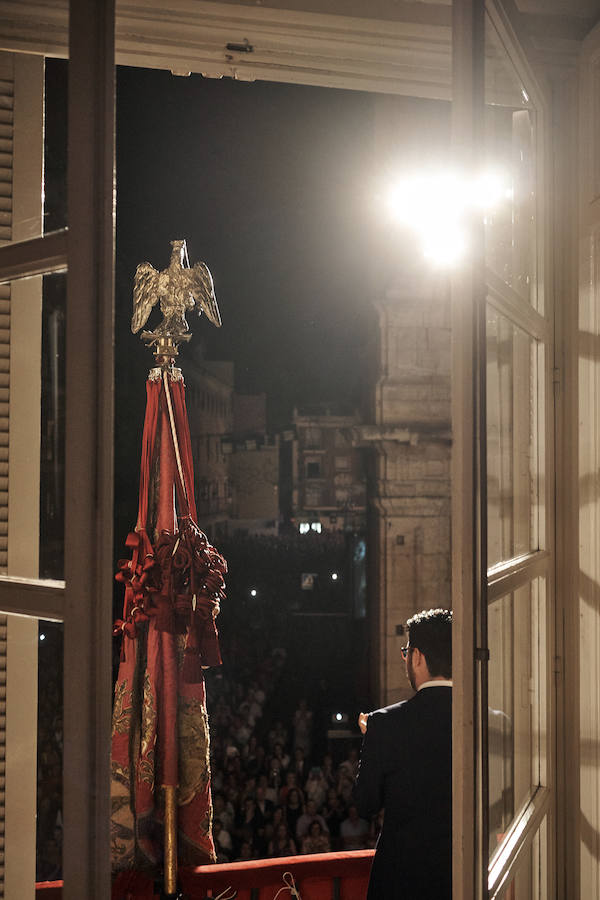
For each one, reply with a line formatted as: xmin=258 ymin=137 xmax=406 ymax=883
xmin=114 ymin=373 xmax=225 ymax=673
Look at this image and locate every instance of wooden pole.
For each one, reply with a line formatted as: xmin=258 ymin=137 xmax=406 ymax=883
xmin=164 ymin=784 xmax=178 ymax=895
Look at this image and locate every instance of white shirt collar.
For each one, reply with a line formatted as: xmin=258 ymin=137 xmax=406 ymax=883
xmin=418 ymin=679 xmax=453 ymax=691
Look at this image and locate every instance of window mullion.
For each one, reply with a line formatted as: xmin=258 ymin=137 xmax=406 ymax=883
xmin=62 ymin=0 xmax=115 ymax=897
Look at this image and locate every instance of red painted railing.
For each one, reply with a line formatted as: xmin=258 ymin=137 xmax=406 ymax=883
xmin=36 ymin=849 xmax=374 ymax=900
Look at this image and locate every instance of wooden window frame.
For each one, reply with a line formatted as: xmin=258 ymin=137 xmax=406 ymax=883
xmin=452 ymin=1 xmax=555 ymax=897
xmin=0 ymin=1 xmax=115 ymax=897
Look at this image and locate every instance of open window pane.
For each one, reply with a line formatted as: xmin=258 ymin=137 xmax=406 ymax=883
xmin=490 ymin=812 xmax=547 ymax=900
xmin=0 ymin=273 xmax=66 ymax=583
xmin=487 ymin=306 xmax=543 ymax=568
xmin=484 ymin=13 xmax=539 ymax=311
xmin=488 ymin=577 xmax=546 ymax=858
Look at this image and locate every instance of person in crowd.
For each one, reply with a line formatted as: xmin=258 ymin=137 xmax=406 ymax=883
xmin=340 ymin=804 xmax=370 ymax=850
xmin=293 ymin=698 xmax=313 ymax=759
xmin=292 ymin=746 xmax=308 ymax=782
xmin=258 ymin=772 xmax=278 ymax=806
xmin=278 ymin=770 xmax=299 ymax=805
xmin=235 ymin=839 xmax=255 ymax=862
xmin=213 ymin=818 xmax=232 ymax=862
xmin=236 ymin=796 xmax=263 ymax=842
xmin=302 ymin=820 xmax=331 ymax=855
xmin=268 ymin=822 xmax=298 ymax=858
xmin=305 ymin=765 xmax=327 ymax=809
xmin=213 ymin=791 xmax=234 ymax=832
xmin=255 ymin=783 xmax=275 ymax=823
xmin=295 ymin=798 xmax=329 ymax=841
xmin=353 ymin=608 xmax=452 ymax=900
xmin=272 ymin=740 xmax=290 ymax=772
xmin=339 ymin=747 xmax=359 ymax=781
xmin=322 ymin=788 xmax=346 ymax=849
xmin=284 ymin=787 xmax=304 ymax=838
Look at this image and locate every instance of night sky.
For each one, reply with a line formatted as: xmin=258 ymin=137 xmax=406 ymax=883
xmin=110 ymin=65 xmax=385 ymax=545
xmin=44 ymin=61 xmax=449 ymax=556
xmin=115 ymin=66 xmax=376 ymax=426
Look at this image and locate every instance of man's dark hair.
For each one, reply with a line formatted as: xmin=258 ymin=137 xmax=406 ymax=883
xmin=407 ymin=608 xmax=452 ymax=678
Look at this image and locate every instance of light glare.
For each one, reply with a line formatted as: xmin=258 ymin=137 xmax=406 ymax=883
xmin=386 ymin=168 xmax=510 ymax=267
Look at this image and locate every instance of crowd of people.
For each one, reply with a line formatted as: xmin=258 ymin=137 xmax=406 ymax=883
xmin=35 ymin=586 xmax=373 ymax=879
xmin=205 ymin=647 xmax=378 ymax=863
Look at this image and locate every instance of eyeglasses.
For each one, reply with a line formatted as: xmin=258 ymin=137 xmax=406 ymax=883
xmin=400 ymin=645 xmax=413 ymax=660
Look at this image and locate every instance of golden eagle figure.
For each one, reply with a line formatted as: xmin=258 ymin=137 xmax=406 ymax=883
xmin=132 ymin=240 xmax=221 ymax=351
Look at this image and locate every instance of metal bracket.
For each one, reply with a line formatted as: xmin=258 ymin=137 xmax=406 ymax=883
xmin=475 ymin=647 xmax=490 ymax=662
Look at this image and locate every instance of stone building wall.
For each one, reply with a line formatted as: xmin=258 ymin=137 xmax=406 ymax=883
xmin=359 ymin=270 xmax=452 ymax=706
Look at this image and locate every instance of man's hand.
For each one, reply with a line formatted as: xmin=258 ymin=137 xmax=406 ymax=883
xmin=358 ymin=712 xmax=368 ymax=734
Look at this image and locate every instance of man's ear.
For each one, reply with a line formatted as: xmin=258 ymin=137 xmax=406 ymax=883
xmin=413 ymin=648 xmax=427 ymax=670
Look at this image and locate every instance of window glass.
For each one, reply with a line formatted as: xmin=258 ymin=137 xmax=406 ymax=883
xmin=487 ymin=305 xmax=543 ymax=568
xmin=44 ymin=58 xmax=68 ymax=234
xmin=36 ymin=619 xmax=63 ymax=883
xmin=306 ymin=460 xmax=321 ymax=478
xmin=0 ymin=273 xmax=66 ymax=582
xmin=488 ymin=577 xmax=546 ymax=858
xmin=485 ymin=13 xmax=538 ymax=310
xmin=40 ymin=273 xmax=66 ymax=580
xmin=490 ymin=813 xmax=547 ymax=900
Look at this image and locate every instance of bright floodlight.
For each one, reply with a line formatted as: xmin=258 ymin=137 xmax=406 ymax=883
xmin=40 ymin=633 xmax=46 ymax=641
xmin=331 ymin=572 xmax=339 ymax=581
xmin=335 ymin=712 xmax=343 ymax=722
xmin=387 ymin=172 xmax=463 ymax=232
xmin=423 ymin=225 xmax=467 ymax=267
xmin=250 ymin=588 xmax=257 ymax=598
xmin=386 ymin=168 xmax=510 ymax=267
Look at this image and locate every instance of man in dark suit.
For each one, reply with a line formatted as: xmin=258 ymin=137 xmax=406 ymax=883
xmin=353 ymin=608 xmax=452 ymax=900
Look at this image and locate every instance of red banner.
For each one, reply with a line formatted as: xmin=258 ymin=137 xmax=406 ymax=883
xmin=111 ymin=373 xmax=226 ymax=874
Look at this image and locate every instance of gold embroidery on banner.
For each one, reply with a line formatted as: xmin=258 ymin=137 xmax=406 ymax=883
xmin=177 ymin=695 xmax=211 ymax=806
xmin=110 ymin=760 xmax=135 ymax=869
xmin=140 ymin=671 xmax=157 ymax=759
xmin=112 ymin=679 xmax=132 ymax=735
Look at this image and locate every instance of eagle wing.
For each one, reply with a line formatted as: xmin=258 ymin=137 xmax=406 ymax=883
xmin=131 ymin=262 xmax=160 ymax=333
xmin=187 ymin=261 xmax=222 ymax=328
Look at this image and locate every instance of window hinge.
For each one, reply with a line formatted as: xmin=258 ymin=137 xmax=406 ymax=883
xmin=552 ymin=367 xmax=561 ymax=392
xmin=553 ymin=655 xmax=562 ymax=676
xmin=475 ymin=647 xmax=490 ymax=662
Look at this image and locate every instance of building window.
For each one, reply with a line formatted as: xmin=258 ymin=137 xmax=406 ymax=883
xmin=305 ymin=486 xmax=321 ymax=507
xmin=306 ymin=460 xmax=321 ymax=478
xmin=304 ymin=427 xmax=321 ymax=448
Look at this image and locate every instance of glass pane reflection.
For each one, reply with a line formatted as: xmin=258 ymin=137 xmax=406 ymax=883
xmin=485 ymin=14 xmax=538 ymax=310
xmin=490 ymin=814 xmax=547 ymax=900
xmin=488 ymin=579 xmax=546 ymax=858
xmin=487 ymin=306 xmax=543 ymax=568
